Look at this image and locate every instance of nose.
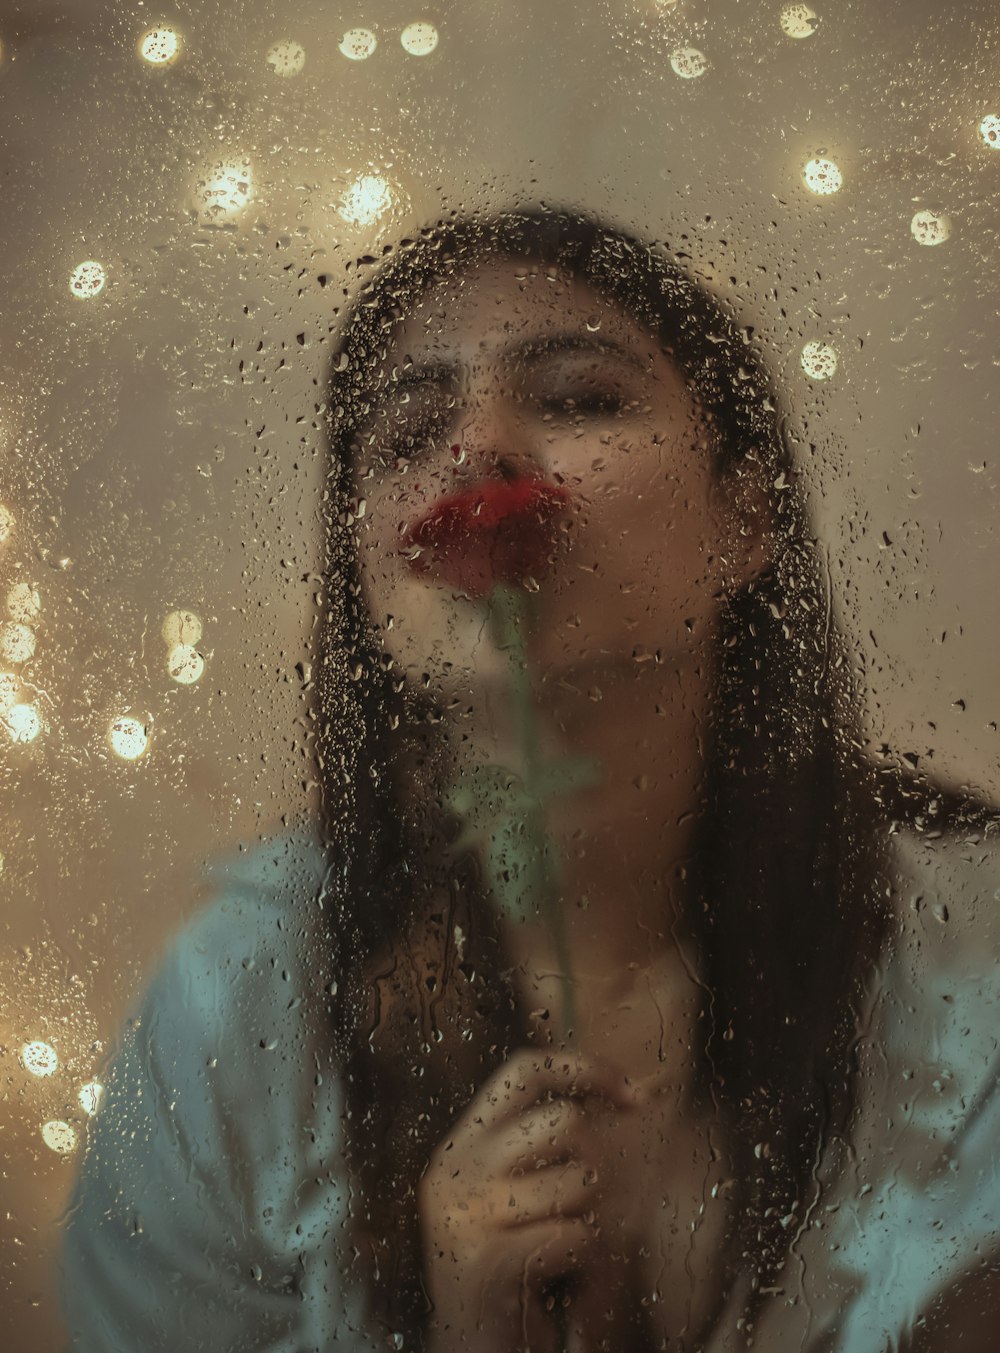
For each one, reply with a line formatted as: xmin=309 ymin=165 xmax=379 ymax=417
xmin=457 ymin=387 xmax=545 ymax=483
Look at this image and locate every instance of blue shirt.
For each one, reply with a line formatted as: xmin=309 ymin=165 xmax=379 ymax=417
xmin=61 ymin=829 xmax=1000 ymax=1351
xmin=61 ymin=834 xmax=380 ymax=1352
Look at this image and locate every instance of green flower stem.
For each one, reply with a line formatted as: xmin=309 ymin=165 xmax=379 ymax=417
xmin=487 ymin=584 xmax=576 ymax=1041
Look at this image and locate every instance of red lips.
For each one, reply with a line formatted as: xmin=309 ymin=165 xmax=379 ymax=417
xmin=401 ymin=477 xmax=571 ymax=598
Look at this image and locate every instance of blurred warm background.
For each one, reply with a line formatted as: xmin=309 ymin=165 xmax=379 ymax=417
xmin=1 ymin=0 xmax=999 ymax=1347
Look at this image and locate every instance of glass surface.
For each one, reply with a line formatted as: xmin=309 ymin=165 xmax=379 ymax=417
xmin=2 ymin=2 xmax=1000 ymax=1350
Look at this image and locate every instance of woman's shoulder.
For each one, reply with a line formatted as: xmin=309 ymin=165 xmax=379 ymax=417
xmin=127 ymin=829 xmax=344 ymax=1102
xmin=61 ymin=832 xmax=377 ymax=1352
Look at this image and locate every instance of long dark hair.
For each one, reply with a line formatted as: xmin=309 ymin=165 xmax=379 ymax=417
xmin=314 ymin=206 xmax=973 ymax=1345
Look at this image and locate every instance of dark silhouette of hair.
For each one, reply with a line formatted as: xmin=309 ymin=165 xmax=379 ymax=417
xmin=315 ymin=206 xmax=982 ymax=1346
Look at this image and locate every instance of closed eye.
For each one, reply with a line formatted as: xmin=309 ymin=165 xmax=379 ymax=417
xmin=539 ymin=392 xmax=627 ymax=416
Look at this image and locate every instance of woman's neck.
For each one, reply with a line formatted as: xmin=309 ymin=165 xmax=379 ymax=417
xmin=442 ymin=648 xmax=710 ymax=1045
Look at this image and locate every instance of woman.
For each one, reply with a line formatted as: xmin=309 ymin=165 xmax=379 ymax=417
xmin=61 ymin=207 xmax=998 ymax=1352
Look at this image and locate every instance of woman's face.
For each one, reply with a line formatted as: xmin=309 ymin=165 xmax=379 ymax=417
xmin=350 ymin=255 xmax=757 ymax=697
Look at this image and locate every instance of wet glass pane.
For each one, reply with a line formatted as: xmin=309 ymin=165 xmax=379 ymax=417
xmin=2 ymin=2 xmax=1000 ymax=1350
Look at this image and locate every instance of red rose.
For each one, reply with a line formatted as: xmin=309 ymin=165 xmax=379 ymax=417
xmin=401 ymin=477 xmax=571 ymax=598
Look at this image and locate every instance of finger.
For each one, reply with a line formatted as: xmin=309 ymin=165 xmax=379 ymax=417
xmin=464 ymin=1049 xmax=639 ymax=1136
xmin=496 ymin=1163 xmax=598 ymax=1230
xmin=493 ymin=1098 xmax=604 ymax=1177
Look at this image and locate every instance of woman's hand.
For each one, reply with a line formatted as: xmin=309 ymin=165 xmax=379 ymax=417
xmin=418 ymin=1048 xmax=639 ymax=1353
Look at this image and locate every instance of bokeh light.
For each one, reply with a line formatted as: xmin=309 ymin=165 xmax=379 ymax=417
xmin=979 ymin=114 xmax=1000 ymax=148
xmin=7 ymin=582 xmax=41 ymax=624
xmin=0 ymin=505 xmax=13 ymax=545
xmin=0 ymin=672 xmax=20 ymax=710
xmin=266 ymin=39 xmax=306 ymax=77
xmin=910 ymin=209 xmax=951 ymax=246
xmin=69 ymin=261 xmax=106 ymax=299
xmin=194 ymin=159 xmax=254 ymax=224
xmin=400 ymin=22 xmax=439 ymax=56
xmin=6 ymin=703 xmax=41 ymax=743
xmin=780 ymin=4 xmax=818 ymax=38
xmin=138 ymin=26 xmax=181 ymax=66
xmin=78 ymin=1082 xmax=104 ymax=1117
xmin=339 ymin=174 xmax=393 ymax=226
xmin=41 ymin=1120 xmax=78 ymax=1154
xmin=161 ymin=609 xmax=202 ymax=646
xmin=0 ymin=622 xmax=36 ymax=664
xmin=167 ymin=643 xmax=205 ymax=685
xmin=339 ymin=28 xmax=377 ymax=60
xmin=22 ymin=1041 xmax=58 ymax=1077
xmin=669 ymin=46 xmax=708 ymax=79
xmin=803 ymin=157 xmax=843 ymax=194
xmin=109 ymin=715 xmax=149 ymax=761
xmin=800 ymin=339 xmax=838 ymax=380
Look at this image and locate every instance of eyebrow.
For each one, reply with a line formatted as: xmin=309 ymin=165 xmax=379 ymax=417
xmin=387 ymin=331 xmax=649 ymax=393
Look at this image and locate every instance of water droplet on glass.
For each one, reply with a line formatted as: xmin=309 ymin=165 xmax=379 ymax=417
xmin=0 ymin=505 xmax=13 ymax=544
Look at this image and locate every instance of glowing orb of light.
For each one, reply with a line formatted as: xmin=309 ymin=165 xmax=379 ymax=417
xmin=22 ymin=1041 xmax=58 ymax=1077
xmin=161 ymin=609 xmax=202 ymax=646
xmin=910 ymin=208 xmax=951 ymax=246
xmin=138 ymin=25 xmax=181 ymax=65
xmin=69 ymin=261 xmax=106 ymax=299
xmin=41 ymin=1120 xmax=78 ymax=1154
xmin=266 ymin=39 xmax=306 ymax=77
xmin=0 ymin=622 xmax=36 ymax=664
xmin=109 ymin=715 xmax=149 ymax=761
xmin=0 ymin=505 xmax=13 ymax=545
xmin=338 ymin=174 xmax=393 ymax=226
xmin=6 ymin=703 xmax=41 ymax=743
xmin=669 ymin=46 xmax=708 ymax=79
xmin=339 ymin=28 xmax=377 ymax=60
xmin=800 ymin=340 xmax=838 ymax=381
xmin=780 ymin=4 xmax=818 ymax=38
xmin=195 ymin=159 xmax=254 ymax=223
xmin=78 ymin=1082 xmax=104 ymax=1117
xmin=803 ymin=157 xmax=843 ymax=194
xmin=167 ymin=643 xmax=205 ymax=685
xmin=7 ymin=582 xmax=41 ymax=624
xmin=979 ymin=114 xmax=1000 ymax=148
xmin=400 ymin=22 xmax=439 ymax=56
